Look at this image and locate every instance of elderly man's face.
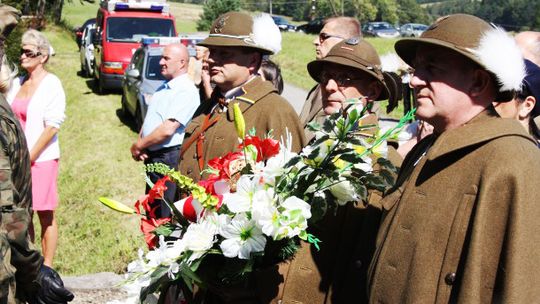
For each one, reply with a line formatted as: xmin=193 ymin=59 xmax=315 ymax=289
xmin=313 ymin=21 xmax=344 ymax=59
xmin=409 ymin=45 xmax=478 ymax=131
xmin=207 ymin=46 xmax=256 ymax=91
xmin=320 ymin=64 xmax=374 ymax=115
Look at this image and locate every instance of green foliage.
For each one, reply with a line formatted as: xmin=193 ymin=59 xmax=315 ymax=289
xmin=196 ymin=0 xmax=241 ymax=31
xmin=426 ymin=0 xmax=540 ymax=31
xmin=396 ymin=0 xmax=430 ymax=24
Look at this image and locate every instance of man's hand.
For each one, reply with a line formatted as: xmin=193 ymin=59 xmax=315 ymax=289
xmin=130 ymin=142 xmax=147 ymax=161
xmin=29 ymin=265 xmax=74 ymax=304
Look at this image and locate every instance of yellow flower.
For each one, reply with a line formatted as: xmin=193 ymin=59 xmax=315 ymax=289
xmin=233 ymin=103 xmax=245 ymax=140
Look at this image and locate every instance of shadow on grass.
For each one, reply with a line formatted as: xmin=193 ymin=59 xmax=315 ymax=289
xmin=116 ymin=109 xmax=139 ymax=133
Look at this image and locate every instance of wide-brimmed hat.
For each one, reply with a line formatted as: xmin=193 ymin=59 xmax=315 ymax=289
xmin=198 ymin=11 xmax=281 ymax=55
xmin=395 ymin=14 xmax=525 ymax=102
xmin=307 ymin=38 xmax=401 ymax=108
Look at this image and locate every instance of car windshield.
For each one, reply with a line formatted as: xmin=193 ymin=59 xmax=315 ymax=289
xmin=413 ymin=25 xmax=427 ymax=30
xmin=272 ymin=16 xmax=287 ymax=24
xmin=373 ymin=23 xmax=393 ymax=30
xmin=107 ymin=17 xmax=175 ymax=42
xmin=146 ymin=55 xmax=166 ymax=81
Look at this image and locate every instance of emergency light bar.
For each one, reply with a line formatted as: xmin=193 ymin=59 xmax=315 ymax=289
xmin=141 ymin=36 xmax=182 ymax=46
xmin=100 ymin=0 xmax=170 ymax=13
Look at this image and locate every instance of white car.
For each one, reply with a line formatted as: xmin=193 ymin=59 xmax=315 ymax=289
xmin=79 ymin=21 xmax=96 ymax=77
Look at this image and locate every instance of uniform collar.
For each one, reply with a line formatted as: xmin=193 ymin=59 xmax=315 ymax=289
xmin=427 ymin=106 xmax=535 ymax=160
xmin=225 ymin=76 xmax=278 ymax=121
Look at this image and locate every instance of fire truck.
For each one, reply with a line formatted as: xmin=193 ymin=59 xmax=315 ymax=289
xmin=93 ymin=0 xmax=177 ymax=93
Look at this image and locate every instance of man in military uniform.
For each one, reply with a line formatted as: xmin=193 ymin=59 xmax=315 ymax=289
xmin=0 ymin=5 xmax=73 ymax=304
xmin=368 ymin=14 xmax=540 ymax=303
xmin=253 ymin=38 xmax=401 ymax=304
xmin=178 ymin=12 xmax=305 ymax=182
xmin=298 ymin=17 xmax=361 ymax=142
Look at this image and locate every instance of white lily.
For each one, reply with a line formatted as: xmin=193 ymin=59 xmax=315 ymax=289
xmin=220 ymin=213 xmax=266 ymax=259
xmin=223 ymin=175 xmax=260 ymax=213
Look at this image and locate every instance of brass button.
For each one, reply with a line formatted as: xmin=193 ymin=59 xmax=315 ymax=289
xmin=445 ymin=272 xmax=456 ymax=285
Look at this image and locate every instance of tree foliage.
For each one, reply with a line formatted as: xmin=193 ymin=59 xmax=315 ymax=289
xmin=427 ymin=0 xmax=540 ymax=31
xmin=196 ymin=0 xmax=241 ymax=31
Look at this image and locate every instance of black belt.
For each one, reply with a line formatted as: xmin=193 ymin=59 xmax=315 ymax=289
xmin=146 ymin=145 xmax=181 ymax=157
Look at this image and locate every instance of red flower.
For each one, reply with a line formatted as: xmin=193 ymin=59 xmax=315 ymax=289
xmin=208 ymin=152 xmax=244 ymax=179
xmin=148 ymin=176 xmax=170 ymax=202
xmin=140 ymin=217 xmax=171 ymax=249
xmin=241 ymin=136 xmax=280 ymax=161
xmin=134 ymin=194 xmax=159 ymax=218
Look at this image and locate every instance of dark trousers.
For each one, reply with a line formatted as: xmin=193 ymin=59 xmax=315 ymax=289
xmin=144 ymin=146 xmax=180 ymax=218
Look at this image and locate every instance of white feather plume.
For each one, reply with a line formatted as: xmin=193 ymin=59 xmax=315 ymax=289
xmin=380 ymin=52 xmax=403 ymax=73
xmin=469 ymin=27 xmax=525 ymax=91
xmin=252 ymin=13 xmax=282 ymax=54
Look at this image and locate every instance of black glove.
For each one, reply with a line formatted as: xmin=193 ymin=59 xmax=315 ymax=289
xmin=28 ymin=265 xmax=74 ymax=304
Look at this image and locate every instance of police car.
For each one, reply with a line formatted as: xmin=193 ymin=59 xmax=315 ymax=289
xmin=121 ymin=35 xmax=205 ymax=129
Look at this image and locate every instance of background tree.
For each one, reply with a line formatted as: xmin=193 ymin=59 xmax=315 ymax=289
xmin=196 ymin=0 xmax=241 ymax=31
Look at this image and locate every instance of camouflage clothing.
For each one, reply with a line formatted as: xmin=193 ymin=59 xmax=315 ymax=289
xmin=0 ymin=95 xmax=43 ymax=303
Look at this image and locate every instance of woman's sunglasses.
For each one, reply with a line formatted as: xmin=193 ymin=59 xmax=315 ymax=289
xmin=20 ymin=48 xmax=42 ymax=58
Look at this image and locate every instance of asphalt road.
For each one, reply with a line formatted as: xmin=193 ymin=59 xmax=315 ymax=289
xmin=282 ymin=83 xmax=308 ymax=114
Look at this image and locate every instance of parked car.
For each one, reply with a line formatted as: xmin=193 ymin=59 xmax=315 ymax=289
xmin=93 ymin=0 xmax=177 ymax=94
xmin=271 ymin=15 xmax=296 ymax=32
xmin=79 ymin=22 xmax=96 ymax=77
xmin=74 ymin=18 xmax=96 ymax=48
xmin=399 ymin=23 xmax=428 ymax=37
xmin=122 ymin=36 xmax=205 ymax=129
xmin=362 ymin=22 xmax=400 ymax=38
xmin=296 ymin=18 xmax=324 ymax=34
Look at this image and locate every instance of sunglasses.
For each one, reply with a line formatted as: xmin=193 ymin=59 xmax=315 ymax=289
xmin=20 ymin=48 xmax=42 ymax=58
xmin=320 ymin=71 xmax=363 ymax=87
xmin=319 ymin=32 xmax=344 ymax=43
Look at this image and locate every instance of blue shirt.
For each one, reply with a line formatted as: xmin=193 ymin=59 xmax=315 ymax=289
xmin=141 ymin=73 xmax=199 ymax=151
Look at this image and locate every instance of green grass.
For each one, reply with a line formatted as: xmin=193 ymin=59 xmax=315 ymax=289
xmin=45 ymin=3 xmax=404 ymax=275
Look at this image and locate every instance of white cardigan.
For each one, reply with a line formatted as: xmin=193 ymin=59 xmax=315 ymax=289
xmin=7 ymin=74 xmax=66 ymax=162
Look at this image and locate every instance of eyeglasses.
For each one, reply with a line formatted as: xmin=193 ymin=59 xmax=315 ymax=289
xmin=20 ymin=48 xmax=42 ymax=58
xmin=320 ymin=71 xmax=363 ymax=87
xmin=318 ymin=32 xmax=344 ymax=43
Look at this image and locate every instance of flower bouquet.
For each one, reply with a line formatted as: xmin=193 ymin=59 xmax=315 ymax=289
xmin=100 ymin=100 xmax=415 ymax=303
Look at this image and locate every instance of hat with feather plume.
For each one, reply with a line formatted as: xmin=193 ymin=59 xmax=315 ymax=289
xmin=198 ymin=11 xmax=281 ymax=55
xmin=395 ymin=14 xmax=525 ymax=102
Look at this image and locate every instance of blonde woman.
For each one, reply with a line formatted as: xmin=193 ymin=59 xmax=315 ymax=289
xmin=7 ymin=29 xmax=66 ymax=267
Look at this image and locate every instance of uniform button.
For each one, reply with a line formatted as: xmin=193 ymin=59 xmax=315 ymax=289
xmin=354 ymin=260 xmax=363 ymax=268
xmin=445 ymin=272 xmax=456 ymax=285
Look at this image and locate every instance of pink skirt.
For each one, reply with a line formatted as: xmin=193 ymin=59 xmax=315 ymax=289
xmin=31 ymin=159 xmax=59 ymax=211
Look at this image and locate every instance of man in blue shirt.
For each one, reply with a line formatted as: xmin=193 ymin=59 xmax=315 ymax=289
xmin=130 ymin=43 xmax=199 ymax=218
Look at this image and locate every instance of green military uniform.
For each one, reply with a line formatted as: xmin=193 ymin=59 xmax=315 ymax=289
xmin=179 ymin=76 xmax=306 ymax=181
xmin=0 ymin=95 xmax=43 ymax=303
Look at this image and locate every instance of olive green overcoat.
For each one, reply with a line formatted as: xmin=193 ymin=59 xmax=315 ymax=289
xmin=178 ymin=76 xmax=306 ymax=182
xmin=368 ymin=108 xmax=540 ymax=303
